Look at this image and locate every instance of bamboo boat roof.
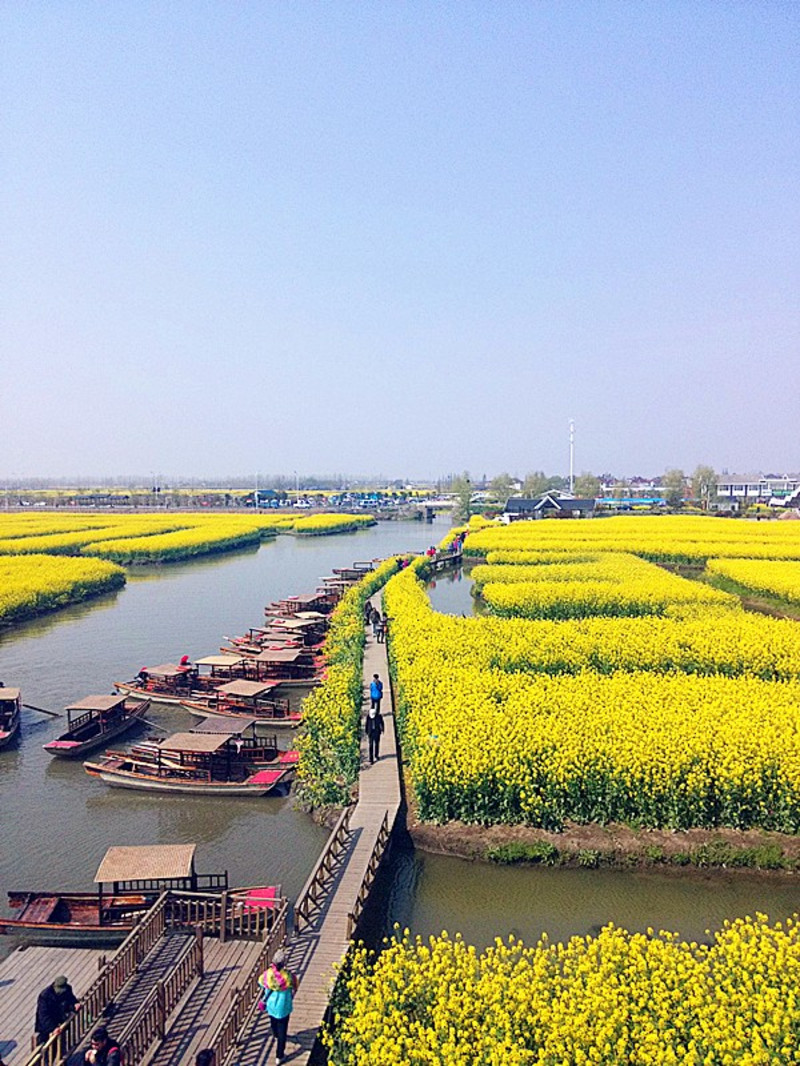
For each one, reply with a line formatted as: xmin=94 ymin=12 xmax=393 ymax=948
xmin=95 ymin=843 xmax=196 ymax=883
xmin=216 ymin=680 xmax=278 ymax=697
xmin=146 ymin=663 xmax=186 ymax=679
xmin=191 ymin=716 xmax=258 ymax=733
xmin=0 ymin=688 xmax=21 ymax=699
xmin=252 ymin=649 xmax=305 ymax=663
xmin=282 ymin=593 xmax=324 ymax=605
xmin=66 ymin=694 xmax=127 ymax=713
xmin=159 ymin=731 xmax=234 ymax=753
xmin=294 ymin=610 xmax=327 ymax=620
xmin=195 ymin=654 xmax=244 ymax=667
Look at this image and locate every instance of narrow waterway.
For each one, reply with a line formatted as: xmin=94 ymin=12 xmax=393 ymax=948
xmin=0 ymin=524 xmax=797 ymax=965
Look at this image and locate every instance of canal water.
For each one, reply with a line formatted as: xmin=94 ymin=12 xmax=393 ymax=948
xmin=1 ymin=525 xmax=797 ymax=963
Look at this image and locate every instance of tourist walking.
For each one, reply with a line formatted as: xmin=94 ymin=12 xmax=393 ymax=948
xmin=370 ymin=606 xmax=381 ymax=639
xmin=365 ymin=705 xmax=385 ymax=764
xmin=35 ymin=975 xmax=79 ymax=1045
xmin=259 ymin=948 xmax=298 ymax=1065
xmin=363 ymin=600 xmax=373 ymax=625
xmin=369 ymin=673 xmax=383 ymax=712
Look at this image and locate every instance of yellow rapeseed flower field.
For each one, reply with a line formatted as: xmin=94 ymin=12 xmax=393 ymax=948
xmin=707 ymin=557 xmax=800 ymax=606
xmin=327 ymin=916 xmax=800 ymax=1064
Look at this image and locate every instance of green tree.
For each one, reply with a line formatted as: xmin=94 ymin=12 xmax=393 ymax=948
xmin=489 ymin=472 xmax=516 ymax=502
xmin=522 ymin=470 xmax=549 ymax=497
xmin=662 ymin=469 xmax=687 ymax=509
xmin=574 ymin=472 xmax=601 ymax=498
xmin=692 ymin=465 xmax=718 ymax=510
xmin=451 ymin=472 xmax=473 ymax=524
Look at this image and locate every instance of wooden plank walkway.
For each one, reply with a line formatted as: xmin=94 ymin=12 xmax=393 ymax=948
xmin=233 ymin=613 xmax=401 ymax=1066
xmin=140 ymin=937 xmax=264 ymax=1066
xmin=0 ymin=944 xmax=105 ymax=1064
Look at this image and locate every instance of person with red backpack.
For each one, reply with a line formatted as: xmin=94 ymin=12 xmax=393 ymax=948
xmin=258 ymin=948 xmax=298 ymax=1065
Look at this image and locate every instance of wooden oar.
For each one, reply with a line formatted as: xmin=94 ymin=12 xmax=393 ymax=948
xmin=23 ymin=703 xmax=63 ymax=718
xmin=140 ymin=719 xmax=170 ymax=733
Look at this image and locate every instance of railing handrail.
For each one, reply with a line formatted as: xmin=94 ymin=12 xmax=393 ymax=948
xmin=209 ymin=898 xmax=290 ymax=1066
xmin=347 ymin=809 xmax=391 ymax=939
xmin=119 ymin=929 xmax=204 ymax=1066
xmin=21 ymin=892 xmax=172 ymax=1066
xmin=293 ymin=805 xmax=353 ymax=932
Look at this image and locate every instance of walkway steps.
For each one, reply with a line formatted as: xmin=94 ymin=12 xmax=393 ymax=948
xmin=0 ymin=946 xmax=105 ymax=1065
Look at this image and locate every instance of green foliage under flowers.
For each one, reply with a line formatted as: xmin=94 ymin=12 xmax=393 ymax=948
xmin=295 ymin=557 xmax=401 ymax=808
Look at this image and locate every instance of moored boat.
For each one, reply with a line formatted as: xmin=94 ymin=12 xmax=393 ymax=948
xmin=115 ymin=655 xmax=244 ymax=705
xmin=0 ymin=843 xmax=234 ymax=945
xmin=180 ymin=679 xmax=300 ymax=727
xmin=83 ymin=718 xmax=297 ymax=795
xmin=43 ymin=693 xmax=151 ymax=758
xmin=0 ymin=687 xmax=21 ymax=750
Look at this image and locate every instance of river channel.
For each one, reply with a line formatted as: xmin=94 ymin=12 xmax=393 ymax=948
xmin=1 ymin=523 xmax=797 ymax=962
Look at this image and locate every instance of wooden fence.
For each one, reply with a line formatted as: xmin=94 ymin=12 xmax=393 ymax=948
xmin=347 ymin=810 xmax=391 ymax=940
xmin=120 ymin=926 xmax=205 ymax=1065
xmin=293 ymin=806 xmax=353 ymax=934
xmin=209 ymin=898 xmax=290 ymax=1066
xmin=22 ymin=893 xmax=170 ymax=1066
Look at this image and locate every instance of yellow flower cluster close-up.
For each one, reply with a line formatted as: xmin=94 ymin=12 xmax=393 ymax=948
xmin=327 ymin=915 xmax=800 ymax=1065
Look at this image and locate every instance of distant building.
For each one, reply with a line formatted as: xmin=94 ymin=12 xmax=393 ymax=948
xmin=715 ymin=473 xmax=800 ymax=510
xmin=503 ymin=493 xmax=596 ymax=521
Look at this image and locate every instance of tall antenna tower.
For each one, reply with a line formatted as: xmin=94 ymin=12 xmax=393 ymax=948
xmin=569 ymin=419 xmax=575 ymax=493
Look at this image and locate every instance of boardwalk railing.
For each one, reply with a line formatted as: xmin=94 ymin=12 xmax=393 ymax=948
xmin=293 ymin=806 xmax=353 ymax=934
xmin=347 ymin=809 xmax=391 ymax=939
xmin=210 ymin=898 xmax=290 ymax=1066
xmin=23 ymin=892 xmax=171 ymax=1066
xmin=121 ymin=926 xmax=205 ymax=1065
xmin=21 ymin=887 xmax=284 ymax=1066
xmin=166 ymin=888 xmax=283 ymax=941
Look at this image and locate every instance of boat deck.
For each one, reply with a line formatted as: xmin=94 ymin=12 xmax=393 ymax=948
xmin=0 ymin=944 xmax=106 ymax=1064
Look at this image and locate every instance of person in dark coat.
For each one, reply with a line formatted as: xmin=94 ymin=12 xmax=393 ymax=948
xmin=365 ymin=706 xmax=385 ymax=764
xmin=35 ymin=975 xmax=79 ymax=1044
xmin=82 ymin=1027 xmax=121 ymax=1065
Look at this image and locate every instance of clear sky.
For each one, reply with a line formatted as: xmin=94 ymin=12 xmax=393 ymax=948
xmin=2 ymin=1 xmax=798 ymax=482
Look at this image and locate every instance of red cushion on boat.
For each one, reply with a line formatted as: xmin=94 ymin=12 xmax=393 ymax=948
xmin=278 ymin=750 xmax=299 ymax=764
xmin=248 ymin=769 xmax=284 ymax=785
xmin=241 ymin=886 xmax=277 ymax=909
xmin=45 ymin=740 xmax=83 ymax=749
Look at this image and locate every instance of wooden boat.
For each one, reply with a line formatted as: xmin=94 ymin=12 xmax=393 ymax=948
xmin=115 ymin=656 xmax=244 ymax=705
xmin=180 ymin=680 xmax=300 ymax=728
xmin=83 ymin=718 xmax=298 ymax=795
xmin=0 ymin=687 xmax=21 ymax=750
xmin=219 ymin=646 xmax=323 ymax=683
xmin=43 ymin=693 xmax=151 ymax=758
xmin=0 ymin=843 xmax=235 ymax=945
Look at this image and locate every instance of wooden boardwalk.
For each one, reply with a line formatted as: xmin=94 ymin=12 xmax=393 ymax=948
xmin=0 ymin=945 xmax=105 ymax=1065
xmin=233 ymin=615 xmax=401 ymax=1066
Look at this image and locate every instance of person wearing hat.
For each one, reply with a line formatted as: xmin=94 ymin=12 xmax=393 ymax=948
xmin=34 ymin=975 xmax=79 ymax=1044
xmin=258 ymin=947 xmax=298 ymax=1065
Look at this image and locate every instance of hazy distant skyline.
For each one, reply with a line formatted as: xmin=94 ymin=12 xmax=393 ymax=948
xmin=3 ymin=2 xmax=798 ymax=480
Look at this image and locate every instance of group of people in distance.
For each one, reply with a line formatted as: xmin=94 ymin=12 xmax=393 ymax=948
xmin=32 ymin=949 xmax=299 ymax=1065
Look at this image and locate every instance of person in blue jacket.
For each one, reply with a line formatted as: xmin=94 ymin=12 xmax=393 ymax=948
xmin=369 ymin=673 xmax=383 ymax=712
xmin=259 ymin=948 xmax=298 ymax=1065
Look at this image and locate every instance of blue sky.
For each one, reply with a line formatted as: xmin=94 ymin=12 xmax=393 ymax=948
xmin=2 ymin=2 xmax=797 ymax=481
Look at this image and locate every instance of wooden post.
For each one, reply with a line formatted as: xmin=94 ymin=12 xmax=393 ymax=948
xmin=195 ymin=923 xmax=205 ymax=978
xmin=220 ymin=889 xmax=228 ymax=942
xmin=156 ymin=981 xmax=166 ymax=1039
